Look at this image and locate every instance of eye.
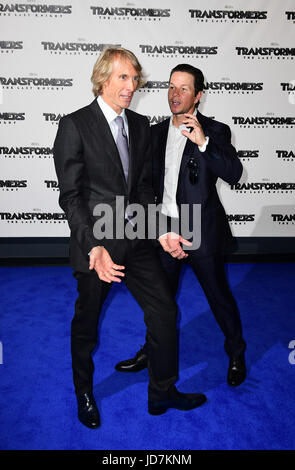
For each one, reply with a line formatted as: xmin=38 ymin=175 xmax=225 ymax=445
xmin=120 ymin=74 xmax=127 ymax=80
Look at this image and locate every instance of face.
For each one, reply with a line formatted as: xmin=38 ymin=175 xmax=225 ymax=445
xmin=168 ymin=71 xmax=202 ymax=116
xmin=101 ymin=56 xmax=139 ymax=114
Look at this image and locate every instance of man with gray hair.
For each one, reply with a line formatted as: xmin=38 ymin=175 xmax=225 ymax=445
xmin=53 ymin=48 xmax=206 ymax=429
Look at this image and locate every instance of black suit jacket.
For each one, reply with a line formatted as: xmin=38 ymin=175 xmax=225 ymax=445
xmin=151 ymin=111 xmax=243 ymax=258
xmin=53 ymin=99 xmax=154 ymax=272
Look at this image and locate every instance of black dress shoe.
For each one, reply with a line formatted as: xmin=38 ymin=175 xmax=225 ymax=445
xmin=115 ymin=348 xmax=148 ymax=372
xmin=227 ymin=355 xmax=246 ymax=387
xmin=148 ymin=387 xmax=207 ymax=415
xmin=77 ymin=392 xmax=100 ymax=429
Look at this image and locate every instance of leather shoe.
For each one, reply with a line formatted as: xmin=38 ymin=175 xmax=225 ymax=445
xmin=77 ymin=392 xmax=100 ymax=429
xmin=227 ymin=355 xmax=246 ymax=387
xmin=148 ymin=387 xmax=207 ymax=415
xmin=115 ymin=348 xmax=148 ymax=372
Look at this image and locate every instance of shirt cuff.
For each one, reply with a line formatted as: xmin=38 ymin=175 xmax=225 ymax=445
xmin=198 ymin=136 xmax=209 ymax=152
xmin=158 ymin=232 xmax=169 ymax=239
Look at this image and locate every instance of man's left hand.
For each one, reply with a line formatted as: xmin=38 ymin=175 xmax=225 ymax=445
xmin=181 ymin=113 xmax=206 ymax=147
xmin=158 ymin=232 xmax=192 ymax=260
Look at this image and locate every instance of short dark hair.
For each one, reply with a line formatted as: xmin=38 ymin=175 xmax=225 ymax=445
xmin=169 ymin=64 xmax=204 ymax=96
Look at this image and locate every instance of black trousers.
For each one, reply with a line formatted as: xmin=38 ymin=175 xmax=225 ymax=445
xmin=154 ymin=249 xmax=246 ymax=358
xmin=71 ymin=239 xmax=178 ymax=400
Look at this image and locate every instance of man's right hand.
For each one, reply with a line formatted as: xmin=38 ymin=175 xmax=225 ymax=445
xmin=89 ymin=246 xmax=125 ymax=283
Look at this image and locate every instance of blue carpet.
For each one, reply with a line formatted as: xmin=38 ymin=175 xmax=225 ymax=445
xmin=0 ymin=262 xmax=295 ymax=450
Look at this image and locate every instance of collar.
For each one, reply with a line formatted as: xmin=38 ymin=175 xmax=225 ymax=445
xmin=97 ymin=95 xmax=127 ymax=126
xmin=169 ymin=108 xmax=197 ymax=131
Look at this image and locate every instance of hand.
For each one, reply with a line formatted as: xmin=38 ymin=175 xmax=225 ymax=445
xmin=181 ymin=113 xmax=206 ymax=147
xmin=158 ymin=232 xmax=192 ymax=260
xmin=89 ymin=246 xmax=125 ymax=283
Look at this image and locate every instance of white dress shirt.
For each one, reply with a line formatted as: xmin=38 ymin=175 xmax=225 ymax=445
xmin=97 ymin=95 xmax=129 ymax=141
xmin=161 ymin=113 xmax=209 ymax=219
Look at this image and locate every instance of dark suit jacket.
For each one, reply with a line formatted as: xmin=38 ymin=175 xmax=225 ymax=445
xmin=53 ymin=99 xmax=154 ymax=272
xmin=151 ymin=111 xmax=243 ymax=258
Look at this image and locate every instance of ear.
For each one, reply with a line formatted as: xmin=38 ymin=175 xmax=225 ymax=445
xmin=194 ymin=91 xmax=202 ymax=105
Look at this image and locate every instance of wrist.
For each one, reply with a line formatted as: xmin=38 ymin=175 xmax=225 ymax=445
xmin=198 ymin=136 xmax=209 ymax=152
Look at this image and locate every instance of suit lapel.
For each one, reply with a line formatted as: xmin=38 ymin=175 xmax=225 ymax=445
xmin=88 ymin=99 xmax=128 ymax=188
xmin=158 ymin=113 xmax=208 ymax=201
xmin=125 ymin=109 xmax=137 ymax=193
xmin=175 ymin=138 xmax=195 ymax=202
xmin=176 ymin=111 xmax=209 ymax=193
xmin=157 ymin=120 xmax=170 ymax=200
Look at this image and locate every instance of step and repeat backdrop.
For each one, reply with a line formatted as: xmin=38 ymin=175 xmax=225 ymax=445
xmin=0 ymin=0 xmax=295 ymax=238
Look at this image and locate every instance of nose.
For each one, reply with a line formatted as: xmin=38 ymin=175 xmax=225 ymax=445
xmin=172 ymin=88 xmax=180 ymax=98
xmin=126 ymin=78 xmax=136 ymax=92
